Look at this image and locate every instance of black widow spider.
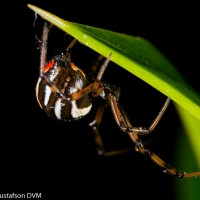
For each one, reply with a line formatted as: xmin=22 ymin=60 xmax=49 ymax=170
xmin=35 ymin=22 xmax=200 ymax=178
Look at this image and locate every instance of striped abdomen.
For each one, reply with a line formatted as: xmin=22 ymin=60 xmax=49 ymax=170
xmin=36 ymin=55 xmax=92 ymax=121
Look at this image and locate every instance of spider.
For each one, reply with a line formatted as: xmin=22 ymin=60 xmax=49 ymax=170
xmin=35 ymin=22 xmax=200 ymax=178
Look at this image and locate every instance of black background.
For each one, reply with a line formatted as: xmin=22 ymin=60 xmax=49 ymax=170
xmin=1 ymin=0 xmax=200 ymax=199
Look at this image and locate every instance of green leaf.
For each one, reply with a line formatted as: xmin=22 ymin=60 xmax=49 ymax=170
xmin=27 ymin=4 xmax=200 ymax=167
xmin=175 ymin=105 xmax=200 ymax=168
xmin=174 ymin=124 xmax=200 ymax=200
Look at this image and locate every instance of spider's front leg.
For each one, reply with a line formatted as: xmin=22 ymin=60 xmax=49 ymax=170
xmin=107 ymin=94 xmax=200 ymax=178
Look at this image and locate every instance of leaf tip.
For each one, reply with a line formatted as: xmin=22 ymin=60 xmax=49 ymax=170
xmin=27 ymin=4 xmax=45 ymax=15
xmin=27 ymin=4 xmax=36 ymax=11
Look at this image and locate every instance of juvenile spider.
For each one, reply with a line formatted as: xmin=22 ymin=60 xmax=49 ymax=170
xmin=35 ymin=22 xmax=200 ymax=178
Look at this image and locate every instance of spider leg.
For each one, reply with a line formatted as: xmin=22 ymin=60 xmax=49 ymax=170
xmin=89 ymin=104 xmax=106 ymax=155
xmin=125 ymin=97 xmax=170 ymax=136
xmin=90 ymin=54 xmax=105 ymax=75
xmin=148 ymin=97 xmax=170 ymax=133
xmin=107 ymin=94 xmax=200 ymax=178
xmin=65 ymin=38 xmax=78 ymax=62
xmin=92 ymin=53 xmax=112 ymax=97
xmin=39 ymin=22 xmax=50 ymax=76
xmin=39 ymin=23 xmax=70 ymax=99
xmin=89 ymin=104 xmax=132 ymax=156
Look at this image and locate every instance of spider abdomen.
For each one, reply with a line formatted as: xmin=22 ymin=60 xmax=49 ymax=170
xmin=36 ymin=55 xmax=92 ymax=121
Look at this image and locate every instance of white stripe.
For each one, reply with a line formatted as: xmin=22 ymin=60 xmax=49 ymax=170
xmin=49 ymin=69 xmax=59 ymax=82
xmin=41 ymin=69 xmax=58 ymax=106
xmin=71 ymin=100 xmax=92 ymax=118
xmin=54 ymin=98 xmax=62 ymax=119
xmin=44 ymin=85 xmax=52 ymax=106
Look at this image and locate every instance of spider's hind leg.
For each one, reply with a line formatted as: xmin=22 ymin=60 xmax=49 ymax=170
xmin=108 ymin=95 xmax=200 ymax=178
xmin=89 ymin=104 xmax=132 ymax=157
